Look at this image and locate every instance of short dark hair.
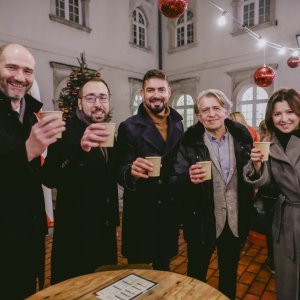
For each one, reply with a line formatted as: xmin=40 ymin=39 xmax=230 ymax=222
xmin=265 ymin=88 xmax=300 ymax=132
xmin=142 ymin=69 xmax=168 ymax=88
xmin=78 ymin=78 xmax=111 ymax=99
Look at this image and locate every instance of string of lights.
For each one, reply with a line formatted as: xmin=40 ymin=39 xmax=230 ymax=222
xmin=208 ymin=0 xmax=300 ymax=56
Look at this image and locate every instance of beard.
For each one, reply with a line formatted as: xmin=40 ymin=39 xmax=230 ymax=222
xmin=145 ymin=100 xmax=167 ymax=115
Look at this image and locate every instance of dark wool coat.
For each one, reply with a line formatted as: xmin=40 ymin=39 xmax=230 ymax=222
xmin=117 ymin=104 xmax=184 ymax=261
xmin=170 ymin=120 xmax=254 ymax=247
xmin=0 ymin=91 xmax=47 ymax=299
xmin=42 ymin=115 xmax=119 ymax=284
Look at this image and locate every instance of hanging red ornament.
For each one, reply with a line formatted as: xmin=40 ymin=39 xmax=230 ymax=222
xmin=77 ymin=71 xmax=82 ymax=76
xmin=95 ymin=72 xmax=101 ymax=77
xmin=67 ymin=82 xmax=72 ymax=87
xmin=287 ymin=56 xmax=300 ymax=68
xmin=158 ymin=0 xmax=188 ymax=18
xmin=253 ymin=65 xmax=275 ymax=87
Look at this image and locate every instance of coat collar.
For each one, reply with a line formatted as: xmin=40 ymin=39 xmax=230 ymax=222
xmin=136 ymin=103 xmax=183 ymax=154
xmin=182 ymin=119 xmax=253 ymax=146
xmin=271 ymin=135 xmax=300 ymax=166
xmin=0 ymin=90 xmax=43 ymax=115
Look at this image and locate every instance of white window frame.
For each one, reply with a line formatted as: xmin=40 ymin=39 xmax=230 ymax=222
xmin=236 ymin=84 xmax=270 ymax=127
xmin=241 ymin=0 xmax=270 ymax=27
xmin=231 ymin=0 xmax=275 ymax=35
xmin=132 ymin=8 xmax=147 ymax=48
xmin=173 ymin=94 xmax=195 ymax=130
xmin=50 ymin=0 xmax=90 ymax=32
xmin=55 ymin=0 xmax=82 ymax=24
xmin=175 ymin=10 xmax=194 ymax=48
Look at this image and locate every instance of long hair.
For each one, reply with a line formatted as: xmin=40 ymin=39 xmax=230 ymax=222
xmin=265 ymin=88 xmax=300 ymax=132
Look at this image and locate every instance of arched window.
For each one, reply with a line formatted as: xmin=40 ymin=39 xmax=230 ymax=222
xmin=174 ymin=94 xmax=195 ymax=129
xmin=176 ymin=10 xmax=194 ymax=47
xmin=132 ymin=8 xmax=147 ymax=48
xmin=237 ymin=85 xmax=269 ymax=127
xmin=132 ymin=93 xmax=143 ymax=115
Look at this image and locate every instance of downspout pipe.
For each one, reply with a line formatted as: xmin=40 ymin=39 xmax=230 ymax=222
xmin=158 ymin=9 xmax=163 ymax=70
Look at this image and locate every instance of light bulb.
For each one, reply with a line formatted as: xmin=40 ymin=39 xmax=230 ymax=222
xmin=258 ymin=39 xmax=266 ymax=47
xmin=278 ymin=47 xmax=286 ymax=55
xmin=292 ymin=50 xmax=299 ymax=56
xmin=218 ymin=15 xmax=226 ymax=26
xmin=217 ymin=11 xmax=227 ymax=26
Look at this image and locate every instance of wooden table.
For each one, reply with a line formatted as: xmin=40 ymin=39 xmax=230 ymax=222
xmin=27 ymin=269 xmax=228 ymax=299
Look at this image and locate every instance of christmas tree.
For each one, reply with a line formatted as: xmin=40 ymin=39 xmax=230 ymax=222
xmin=58 ymin=52 xmax=101 ymax=118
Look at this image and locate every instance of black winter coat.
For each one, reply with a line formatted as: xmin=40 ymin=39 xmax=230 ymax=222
xmin=42 ymin=116 xmax=119 ymax=283
xmin=170 ymin=120 xmax=253 ymax=247
xmin=117 ymin=104 xmax=184 ymax=261
xmin=0 ymin=91 xmax=47 ymax=299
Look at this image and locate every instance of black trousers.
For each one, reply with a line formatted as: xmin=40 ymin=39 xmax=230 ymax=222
xmin=187 ymin=222 xmax=241 ymax=300
xmin=127 ymin=257 xmax=170 ymax=271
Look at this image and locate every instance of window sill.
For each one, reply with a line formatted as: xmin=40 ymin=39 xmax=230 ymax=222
xmin=231 ymin=21 xmax=276 ymax=37
xmin=129 ymin=42 xmax=151 ymax=53
xmin=168 ymin=42 xmax=197 ymax=54
xmin=49 ymin=14 xmax=91 ymax=33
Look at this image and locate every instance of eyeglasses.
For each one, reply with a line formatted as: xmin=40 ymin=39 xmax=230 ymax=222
xmin=82 ymin=94 xmax=109 ymax=104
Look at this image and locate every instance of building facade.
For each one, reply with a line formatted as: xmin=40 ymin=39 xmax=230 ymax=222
xmin=0 ymin=0 xmax=299 ymax=128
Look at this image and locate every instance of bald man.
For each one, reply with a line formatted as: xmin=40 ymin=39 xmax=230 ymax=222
xmin=0 ymin=43 xmax=65 ymax=299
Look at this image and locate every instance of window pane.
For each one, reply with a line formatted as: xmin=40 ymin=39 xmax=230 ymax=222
xmin=186 ymin=108 xmax=195 ymax=127
xmin=256 ymin=103 xmax=267 ymax=126
xmin=186 ymin=95 xmax=194 ymax=105
xmin=176 ymin=108 xmax=184 ymax=118
xmin=132 ymin=9 xmax=147 ymax=48
xmin=175 ymin=10 xmax=193 ymax=48
xmin=241 ymin=104 xmax=253 ymax=126
xmin=241 ymin=87 xmax=253 ymax=101
xmin=256 ymin=87 xmax=268 ymax=100
xmin=177 ymin=96 xmax=184 ymax=106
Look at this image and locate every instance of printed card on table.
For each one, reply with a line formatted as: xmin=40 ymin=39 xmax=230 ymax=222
xmin=95 ymin=273 xmax=158 ymax=300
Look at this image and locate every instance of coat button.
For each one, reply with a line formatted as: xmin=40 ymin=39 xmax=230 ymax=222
xmin=105 ymin=220 xmax=110 ymax=226
xmin=158 ymin=200 xmax=162 ymax=205
xmin=106 ymin=198 xmax=110 ymax=203
xmin=158 ymin=179 xmax=163 ymax=185
xmin=221 ymin=207 xmax=226 ymax=211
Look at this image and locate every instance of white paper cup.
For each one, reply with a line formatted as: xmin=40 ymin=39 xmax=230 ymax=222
xmin=145 ymin=156 xmax=162 ymax=177
xmin=254 ymin=142 xmax=271 ymax=161
xmin=99 ymin=123 xmax=116 ymax=148
xmin=196 ymin=161 xmax=212 ymax=181
xmin=40 ymin=111 xmax=63 ymax=138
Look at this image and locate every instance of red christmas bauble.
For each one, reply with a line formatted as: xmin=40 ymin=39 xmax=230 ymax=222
xmin=158 ymin=0 xmax=188 ymax=18
xmin=253 ymin=66 xmax=275 ymax=87
xmin=287 ymin=56 xmax=300 ymax=68
xmin=67 ymin=82 xmax=72 ymax=87
xmin=95 ymin=72 xmax=101 ymax=77
xmin=77 ymin=72 xmax=82 ymax=76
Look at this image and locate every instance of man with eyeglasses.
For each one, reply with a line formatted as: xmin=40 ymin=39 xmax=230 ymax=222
xmin=170 ymin=89 xmax=254 ymax=299
xmin=42 ymin=78 xmax=119 ymax=284
xmin=117 ymin=69 xmax=184 ymax=271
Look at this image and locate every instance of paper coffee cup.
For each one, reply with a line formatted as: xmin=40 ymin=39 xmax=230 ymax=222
xmin=99 ymin=123 xmax=116 ymax=148
xmin=145 ymin=156 xmax=161 ymax=177
xmin=40 ymin=111 xmax=63 ymax=138
xmin=196 ymin=161 xmax=212 ymax=181
xmin=254 ymin=142 xmax=271 ymax=161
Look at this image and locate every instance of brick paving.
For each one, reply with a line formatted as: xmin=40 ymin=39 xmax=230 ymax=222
xmin=44 ymin=227 xmax=276 ymax=299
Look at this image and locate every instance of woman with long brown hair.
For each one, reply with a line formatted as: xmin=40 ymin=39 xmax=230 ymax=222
xmin=244 ymin=88 xmax=300 ymax=300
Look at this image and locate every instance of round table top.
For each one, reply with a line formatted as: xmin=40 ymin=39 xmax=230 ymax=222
xmin=27 ymin=269 xmax=228 ymax=299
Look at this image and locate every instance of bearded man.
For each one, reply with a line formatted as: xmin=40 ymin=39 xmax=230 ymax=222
xmin=117 ymin=69 xmax=184 ymax=270
xmin=42 ymin=78 xmax=119 ymax=283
